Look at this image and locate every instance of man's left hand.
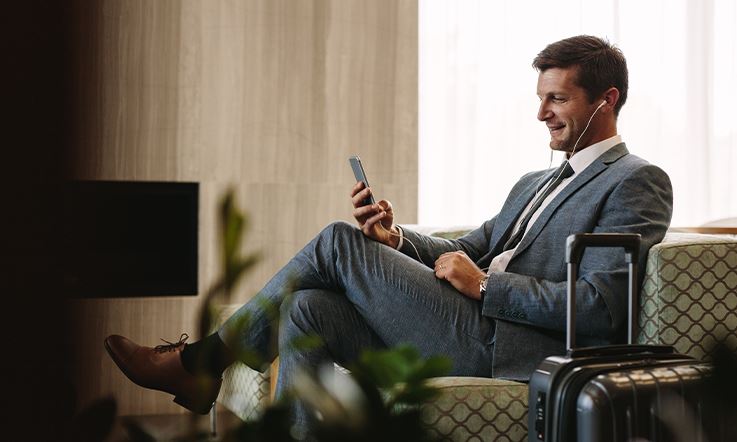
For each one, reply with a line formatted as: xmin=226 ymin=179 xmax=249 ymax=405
xmin=434 ymin=251 xmax=487 ymax=300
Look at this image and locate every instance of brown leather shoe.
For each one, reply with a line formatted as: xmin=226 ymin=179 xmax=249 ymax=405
xmin=104 ymin=333 xmax=222 ymax=414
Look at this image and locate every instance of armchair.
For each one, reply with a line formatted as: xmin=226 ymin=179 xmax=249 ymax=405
xmin=217 ymin=229 xmax=737 ymax=441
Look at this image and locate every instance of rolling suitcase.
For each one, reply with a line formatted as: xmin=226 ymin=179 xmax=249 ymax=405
xmin=527 ymin=233 xmax=697 ymax=442
xmin=575 ymin=362 xmax=732 ymax=441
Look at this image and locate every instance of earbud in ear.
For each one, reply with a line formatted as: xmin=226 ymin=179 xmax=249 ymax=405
xmin=599 ymin=100 xmax=607 ymax=108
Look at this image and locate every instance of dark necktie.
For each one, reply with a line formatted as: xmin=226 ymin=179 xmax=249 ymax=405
xmin=503 ymin=161 xmax=575 ymax=251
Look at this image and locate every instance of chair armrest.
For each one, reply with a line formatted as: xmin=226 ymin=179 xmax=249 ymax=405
xmin=668 ymin=227 xmax=737 ymax=235
xmin=639 ymin=232 xmax=737 ymax=359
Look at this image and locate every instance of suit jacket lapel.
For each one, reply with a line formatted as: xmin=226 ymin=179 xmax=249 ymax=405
xmin=475 ymin=165 xmax=562 ymax=269
xmin=490 ymin=168 xmax=557 ymax=250
xmin=477 ymin=192 xmax=529 ymax=266
xmin=512 ymin=143 xmax=630 ymax=257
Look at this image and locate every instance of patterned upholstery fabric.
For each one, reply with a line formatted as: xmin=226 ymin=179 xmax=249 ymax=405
xmin=215 ymin=305 xmax=271 ymax=420
xmin=639 ymin=232 xmax=737 ymax=358
xmin=421 ymin=377 xmax=528 ymax=442
xmin=219 ymin=362 xmax=271 ymax=421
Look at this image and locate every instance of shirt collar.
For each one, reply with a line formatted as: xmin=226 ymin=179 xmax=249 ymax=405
xmin=566 ymin=134 xmax=622 ymax=174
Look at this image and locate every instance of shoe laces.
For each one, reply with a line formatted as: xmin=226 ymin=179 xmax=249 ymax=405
xmin=154 ymin=333 xmax=189 ymax=353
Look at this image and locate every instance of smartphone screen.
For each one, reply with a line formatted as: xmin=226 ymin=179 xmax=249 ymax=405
xmin=349 ymin=155 xmax=376 ymax=206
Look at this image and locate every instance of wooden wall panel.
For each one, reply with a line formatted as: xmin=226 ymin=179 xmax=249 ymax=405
xmin=69 ymin=0 xmax=417 ymax=416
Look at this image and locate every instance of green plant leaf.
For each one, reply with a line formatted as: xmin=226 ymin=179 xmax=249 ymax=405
xmin=255 ymin=296 xmax=281 ymax=323
xmin=225 ymin=252 xmax=261 ymax=290
xmin=289 ymin=334 xmax=324 ymax=351
xmin=392 ymin=384 xmax=442 ymax=407
xmin=405 ymin=355 xmax=452 ymax=384
xmin=353 ymin=351 xmax=410 ymax=388
xmin=233 ymin=348 xmax=265 ymax=371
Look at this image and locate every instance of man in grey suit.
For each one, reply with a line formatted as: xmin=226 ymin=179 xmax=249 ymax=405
xmin=105 ymin=35 xmax=672 ymax=425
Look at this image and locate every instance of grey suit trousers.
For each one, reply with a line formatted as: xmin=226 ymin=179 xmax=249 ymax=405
xmin=218 ymin=221 xmax=495 ymax=423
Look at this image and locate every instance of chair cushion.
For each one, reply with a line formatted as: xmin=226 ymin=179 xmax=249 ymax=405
xmin=421 ymin=377 xmax=528 ymax=442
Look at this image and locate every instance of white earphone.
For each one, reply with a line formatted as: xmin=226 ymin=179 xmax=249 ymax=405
xmin=568 ymin=99 xmax=607 ymax=156
xmin=538 ymin=98 xmax=610 ymax=195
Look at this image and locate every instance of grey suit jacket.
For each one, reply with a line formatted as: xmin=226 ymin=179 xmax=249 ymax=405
xmin=399 ymin=143 xmax=673 ymax=381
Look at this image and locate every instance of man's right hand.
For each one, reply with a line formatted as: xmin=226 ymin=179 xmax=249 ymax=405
xmin=351 ymin=181 xmax=399 ymax=248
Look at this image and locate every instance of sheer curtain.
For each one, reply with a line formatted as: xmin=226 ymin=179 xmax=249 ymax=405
xmin=419 ymin=0 xmax=737 ymax=227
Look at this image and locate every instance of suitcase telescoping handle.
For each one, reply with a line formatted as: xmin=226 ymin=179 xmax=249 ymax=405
xmin=565 ymin=233 xmax=641 ymax=351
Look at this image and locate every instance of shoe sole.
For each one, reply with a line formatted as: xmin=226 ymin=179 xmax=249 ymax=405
xmin=173 ymin=393 xmax=217 ymax=415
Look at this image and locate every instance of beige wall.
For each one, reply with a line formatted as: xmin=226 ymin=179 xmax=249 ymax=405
xmin=69 ymin=0 xmax=417 ymax=416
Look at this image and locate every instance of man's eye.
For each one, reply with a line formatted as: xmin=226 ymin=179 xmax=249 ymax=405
xmin=552 ymin=96 xmax=566 ymax=103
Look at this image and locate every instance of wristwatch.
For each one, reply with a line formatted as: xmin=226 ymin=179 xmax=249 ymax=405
xmin=479 ymin=274 xmax=490 ymax=301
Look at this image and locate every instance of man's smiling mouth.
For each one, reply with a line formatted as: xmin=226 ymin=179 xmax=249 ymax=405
xmin=547 ymin=124 xmax=565 ymax=134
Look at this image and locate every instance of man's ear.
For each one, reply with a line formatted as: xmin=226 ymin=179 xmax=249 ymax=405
xmin=600 ymin=87 xmax=620 ymax=113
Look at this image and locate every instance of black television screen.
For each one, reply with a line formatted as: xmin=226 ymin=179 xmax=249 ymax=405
xmin=62 ymin=181 xmax=199 ymax=298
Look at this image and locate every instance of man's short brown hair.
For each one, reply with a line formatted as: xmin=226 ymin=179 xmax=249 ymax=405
xmin=533 ymin=35 xmax=628 ymax=116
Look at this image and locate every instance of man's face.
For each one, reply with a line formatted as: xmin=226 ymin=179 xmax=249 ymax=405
xmin=536 ymin=67 xmax=601 ymax=153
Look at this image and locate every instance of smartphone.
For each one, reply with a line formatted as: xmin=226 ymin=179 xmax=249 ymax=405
xmin=349 ymin=155 xmax=376 ymax=207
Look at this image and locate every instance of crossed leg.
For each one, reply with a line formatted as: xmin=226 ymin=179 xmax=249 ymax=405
xmin=218 ymin=221 xmax=495 ymax=382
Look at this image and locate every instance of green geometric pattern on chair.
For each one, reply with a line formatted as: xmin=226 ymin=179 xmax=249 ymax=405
xmin=639 ymin=233 xmax=737 ymax=358
xmin=421 ymin=377 xmax=528 ymax=442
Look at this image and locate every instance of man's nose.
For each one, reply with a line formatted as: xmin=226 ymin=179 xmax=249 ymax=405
xmin=537 ymin=102 xmax=552 ymax=121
